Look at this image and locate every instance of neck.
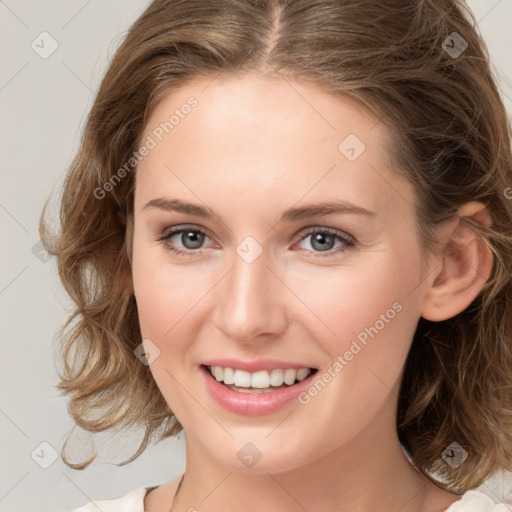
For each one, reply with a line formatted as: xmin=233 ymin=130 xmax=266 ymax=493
xmin=171 ymin=395 xmax=439 ymax=512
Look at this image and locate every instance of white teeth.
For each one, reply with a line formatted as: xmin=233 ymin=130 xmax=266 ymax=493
xmin=296 ymin=368 xmax=310 ymax=381
xmin=283 ymin=369 xmax=297 ymax=385
xmin=222 ymin=366 xmax=235 ymax=385
xmin=233 ymin=369 xmax=252 ymax=387
xmin=208 ymin=366 xmax=313 ymax=388
xmin=213 ymin=366 xmax=223 ymax=381
xmin=269 ymin=369 xmax=284 ymax=386
xmin=251 ymin=370 xmax=270 ymax=388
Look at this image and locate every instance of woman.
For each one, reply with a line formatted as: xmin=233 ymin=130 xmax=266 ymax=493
xmin=41 ymin=0 xmax=512 ymax=510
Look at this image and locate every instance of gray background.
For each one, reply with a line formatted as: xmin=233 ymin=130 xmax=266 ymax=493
xmin=1 ymin=1 xmax=511 ymax=511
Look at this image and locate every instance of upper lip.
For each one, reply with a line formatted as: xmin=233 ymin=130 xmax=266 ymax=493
xmin=201 ymin=358 xmax=316 ymax=373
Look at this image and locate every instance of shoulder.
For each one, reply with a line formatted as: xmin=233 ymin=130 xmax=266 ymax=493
xmin=66 ymin=486 xmax=150 ymax=512
xmin=443 ymin=490 xmax=511 ymax=511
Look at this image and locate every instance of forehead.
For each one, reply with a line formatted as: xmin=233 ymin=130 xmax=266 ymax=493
xmin=135 ymin=73 xmax=415 ymax=222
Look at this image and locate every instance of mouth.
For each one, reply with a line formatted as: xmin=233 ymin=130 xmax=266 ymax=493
xmin=201 ymin=364 xmax=318 ymax=394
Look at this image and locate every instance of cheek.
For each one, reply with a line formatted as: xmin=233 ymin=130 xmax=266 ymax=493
xmin=290 ymin=247 xmax=421 ymax=348
xmin=132 ymin=236 xmax=209 ymax=339
xmin=291 ymin=248 xmax=421 ymax=410
xmin=132 ymin=246 xmax=204 ymax=416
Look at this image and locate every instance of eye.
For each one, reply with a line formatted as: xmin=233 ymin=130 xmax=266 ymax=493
xmin=158 ymin=226 xmax=213 ymax=256
xmin=293 ymin=227 xmax=355 ymax=257
xmin=158 ymin=225 xmax=356 ymax=258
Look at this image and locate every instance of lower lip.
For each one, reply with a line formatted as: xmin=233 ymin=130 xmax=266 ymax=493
xmin=200 ymin=365 xmax=317 ymax=416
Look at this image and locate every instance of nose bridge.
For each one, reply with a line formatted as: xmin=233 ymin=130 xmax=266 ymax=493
xmin=213 ymin=243 xmax=287 ymax=342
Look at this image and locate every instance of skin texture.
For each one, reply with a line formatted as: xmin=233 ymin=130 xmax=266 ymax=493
xmin=131 ymin=73 xmax=492 ymax=512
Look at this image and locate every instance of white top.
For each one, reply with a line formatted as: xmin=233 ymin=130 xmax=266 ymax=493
xmin=67 ymin=487 xmax=511 ymax=511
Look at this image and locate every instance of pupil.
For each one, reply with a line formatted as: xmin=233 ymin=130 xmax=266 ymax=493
xmin=183 ymin=230 xmax=204 ymax=249
xmin=312 ymin=232 xmax=334 ymax=251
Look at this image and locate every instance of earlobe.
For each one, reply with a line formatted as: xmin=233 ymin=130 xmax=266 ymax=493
xmin=421 ymin=202 xmax=493 ymax=322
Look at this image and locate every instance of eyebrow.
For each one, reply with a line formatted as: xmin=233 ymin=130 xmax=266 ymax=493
xmin=142 ymin=198 xmax=376 ymax=221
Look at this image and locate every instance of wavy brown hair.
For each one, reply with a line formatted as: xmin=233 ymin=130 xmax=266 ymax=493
xmin=40 ymin=0 xmax=512 ymax=491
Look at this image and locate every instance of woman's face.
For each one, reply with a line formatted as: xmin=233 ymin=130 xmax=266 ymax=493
xmin=132 ymin=73 xmax=430 ymax=473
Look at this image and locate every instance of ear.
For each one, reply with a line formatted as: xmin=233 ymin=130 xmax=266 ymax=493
xmin=117 ymin=211 xmax=135 ymax=295
xmin=421 ymin=201 xmax=493 ymax=322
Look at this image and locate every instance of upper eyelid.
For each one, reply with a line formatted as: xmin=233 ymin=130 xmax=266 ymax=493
xmin=159 ymin=224 xmax=216 ymax=243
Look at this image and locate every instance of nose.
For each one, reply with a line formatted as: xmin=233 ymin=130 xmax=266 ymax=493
xmin=213 ymin=247 xmax=288 ymax=344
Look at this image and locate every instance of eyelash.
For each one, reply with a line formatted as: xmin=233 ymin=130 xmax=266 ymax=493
xmin=157 ymin=225 xmax=356 ymax=258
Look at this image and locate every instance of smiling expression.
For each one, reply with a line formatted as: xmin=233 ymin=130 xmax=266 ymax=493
xmin=131 ymin=72 xmax=430 ymax=473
